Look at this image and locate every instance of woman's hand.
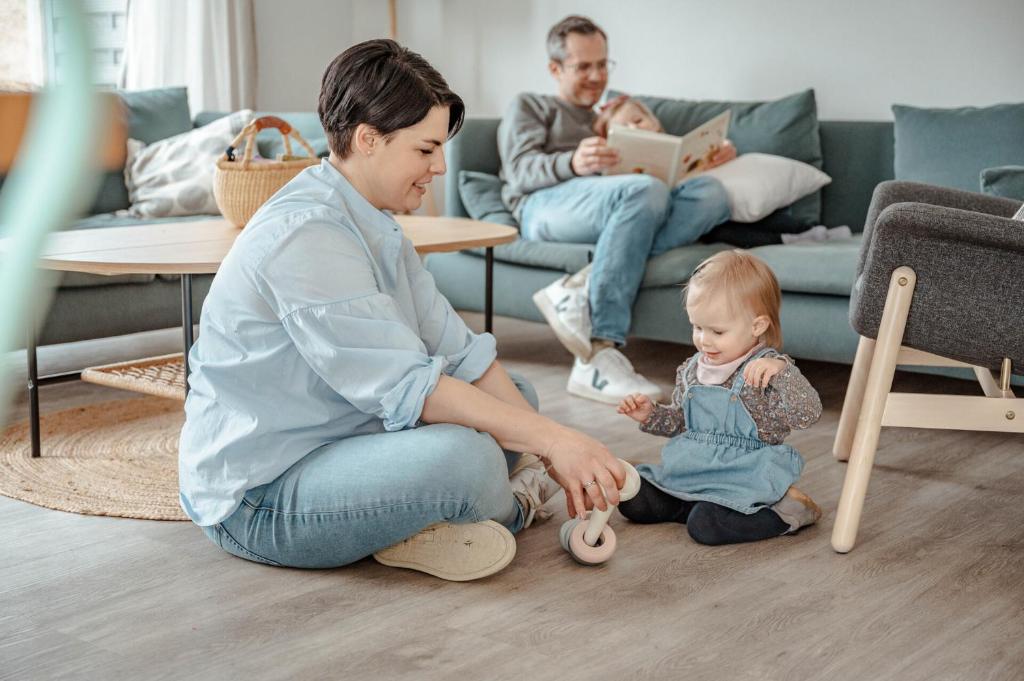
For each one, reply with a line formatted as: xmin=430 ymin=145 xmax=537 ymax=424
xmin=707 ymin=139 xmax=737 ymax=169
xmin=617 ymin=393 xmax=654 ymax=424
xmin=572 ymin=136 xmax=620 ymax=175
xmin=541 ymin=426 xmax=626 ymax=520
xmin=743 ymin=357 xmax=787 ymax=389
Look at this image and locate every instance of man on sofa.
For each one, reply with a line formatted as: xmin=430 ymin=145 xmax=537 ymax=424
xmin=498 ymin=15 xmax=734 ymax=404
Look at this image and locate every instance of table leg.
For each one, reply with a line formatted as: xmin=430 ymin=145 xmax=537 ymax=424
xmin=181 ymin=274 xmax=194 ymax=396
xmin=485 ymin=247 xmax=494 ymax=334
xmin=27 ymin=316 xmax=40 ymax=458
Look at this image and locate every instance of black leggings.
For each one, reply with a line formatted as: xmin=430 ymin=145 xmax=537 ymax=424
xmin=618 ymin=478 xmax=788 ymax=545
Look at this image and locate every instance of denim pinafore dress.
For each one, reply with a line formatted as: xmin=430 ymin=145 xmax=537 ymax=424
xmin=636 ymin=347 xmax=804 ymax=514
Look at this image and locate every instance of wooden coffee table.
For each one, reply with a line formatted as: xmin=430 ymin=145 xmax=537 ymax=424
xmin=21 ymin=215 xmax=517 ymax=457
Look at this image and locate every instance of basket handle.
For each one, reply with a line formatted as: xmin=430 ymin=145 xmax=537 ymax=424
xmin=223 ymin=115 xmax=318 ymax=167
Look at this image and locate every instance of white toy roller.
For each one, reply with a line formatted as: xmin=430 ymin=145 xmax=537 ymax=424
xmin=559 ymin=459 xmax=642 ymax=565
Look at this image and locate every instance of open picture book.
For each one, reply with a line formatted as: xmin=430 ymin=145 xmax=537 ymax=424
xmin=605 ymin=110 xmax=731 ymax=185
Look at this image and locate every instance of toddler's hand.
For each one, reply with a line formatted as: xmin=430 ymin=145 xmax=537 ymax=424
xmin=708 ymin=139 xmax=737 ymax=169
xmin=743 ymin=357 xmax=787 ymax=389
xmin=617 ymin=393 xmax=654 ymax=423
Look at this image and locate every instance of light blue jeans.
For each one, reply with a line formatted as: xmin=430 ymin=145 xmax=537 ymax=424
xmin=519 ymin=174 xmax=730 ymax=345
xmin=201 ymin=374 xmax=538 ymax=568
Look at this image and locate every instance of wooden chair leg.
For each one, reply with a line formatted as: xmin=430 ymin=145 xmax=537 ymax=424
xmin=834 ymin=335 xmax=876 ymax=461
xmin=832 ymin=267 xmax=916 ymax=554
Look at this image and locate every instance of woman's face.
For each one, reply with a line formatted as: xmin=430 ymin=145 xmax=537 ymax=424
xmin=364 ymin=105 xmax=449 ymax=213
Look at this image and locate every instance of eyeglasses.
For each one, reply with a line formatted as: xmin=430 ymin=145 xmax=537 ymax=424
xmin=559 ymin=59 xmax=617 ymax=75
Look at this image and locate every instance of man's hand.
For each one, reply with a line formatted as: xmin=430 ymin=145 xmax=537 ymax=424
xmin=572 ymin=136 xmax=620 ymax=176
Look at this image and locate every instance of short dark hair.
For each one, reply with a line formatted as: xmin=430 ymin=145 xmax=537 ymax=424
xmin=546 ymin=15 xmax=607 ymax=62
xmin=318 ymin=39 xmax=465 ymax=158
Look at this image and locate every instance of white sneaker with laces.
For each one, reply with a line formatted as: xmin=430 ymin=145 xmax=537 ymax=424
xmin=531 ymin=265 xmax=592 ymax=359
xmin=509 ymin=453 xmax=562 ymax=528
xmin=567 ymin=347 xmax=664 ymax=405
xmin=372 ymin=520 xmax=516 ymax=581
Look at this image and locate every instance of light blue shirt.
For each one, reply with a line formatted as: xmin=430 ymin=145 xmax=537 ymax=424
xmin=179 ymin=160 xmax=497 ymax=526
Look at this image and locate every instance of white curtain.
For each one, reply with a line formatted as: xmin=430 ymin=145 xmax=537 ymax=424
xmin=120 ymin=0 xmax=257 ymax=115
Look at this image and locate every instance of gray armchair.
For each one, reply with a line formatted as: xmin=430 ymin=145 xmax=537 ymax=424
xmin=831 ymin=180 xmax=1024 ymax=552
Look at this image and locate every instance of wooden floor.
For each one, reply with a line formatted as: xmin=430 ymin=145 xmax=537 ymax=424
xmin=2 ymin=314 xmax=1023 ymax=681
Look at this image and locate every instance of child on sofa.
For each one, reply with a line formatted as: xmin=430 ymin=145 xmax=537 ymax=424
xmin=617 ymin=250 xmax=823 ymax=545
xmin=593 ymin=94 xmax=736 ymax=173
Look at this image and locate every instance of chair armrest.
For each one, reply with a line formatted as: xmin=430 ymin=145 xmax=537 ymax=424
xmin=851 ymin=201 xmax=1024 ymax=372
xmin=858 ymin=180 xmax=1023 ymax=275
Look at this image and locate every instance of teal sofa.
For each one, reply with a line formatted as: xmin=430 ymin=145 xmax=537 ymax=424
xmin=425 ymin=117 xmax=895 ymax=367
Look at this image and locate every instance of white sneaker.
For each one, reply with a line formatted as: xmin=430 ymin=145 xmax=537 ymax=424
xmin=509 ymin=453 xmax=562 ymax=528
xmin=532 ymin=265 xmax=592 ymax=359
xmin=373 ymin=520 xmax=516 ymax=581
xmin=567 ymin=347 xmax=664 ymax=405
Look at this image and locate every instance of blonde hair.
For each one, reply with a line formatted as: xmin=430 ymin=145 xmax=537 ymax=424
xmin=683 ymin=250 xmax=783 ymax=349
xmin=593 ymin=96 xmax=662 ymax=137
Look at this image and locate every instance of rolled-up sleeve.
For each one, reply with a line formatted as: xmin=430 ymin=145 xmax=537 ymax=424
xmin=405 ymin=243 xmax=497 ymax=384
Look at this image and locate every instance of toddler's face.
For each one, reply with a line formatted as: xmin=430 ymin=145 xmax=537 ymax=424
xmin=686 ymin=285 xmax=766 ymax=365
xmin=610 ymin=101 xmax=661 ymax=132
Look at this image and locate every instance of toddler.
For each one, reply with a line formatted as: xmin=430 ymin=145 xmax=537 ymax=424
xmin=617 ymin=250 xmax=822 ymax=545
xmin=594 ymin=94 xmax=736 ymax=172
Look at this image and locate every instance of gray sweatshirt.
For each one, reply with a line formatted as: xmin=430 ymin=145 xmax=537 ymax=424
xmin=497 ymin=93 xmax=596 ymax=219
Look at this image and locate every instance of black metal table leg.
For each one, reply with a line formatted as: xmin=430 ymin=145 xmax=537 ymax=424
xmin=485 ymin=247 xmax=494 ymax=334
xmin=181 ymin=273 xmax=193 ymax=396
xmin=27 ymin=318 xmax=40 ymax=458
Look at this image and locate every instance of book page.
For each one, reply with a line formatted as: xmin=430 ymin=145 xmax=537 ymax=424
xmin=676 ymin=110 xmax=731 ymax=183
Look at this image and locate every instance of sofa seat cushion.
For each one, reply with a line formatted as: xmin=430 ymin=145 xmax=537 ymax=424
xmin=468 ymin=239 xmax=593 ymax=274
xmin=748 ymin=236 xmax=862 ymax=296
xmin=643 ymin=236 xmax=860 ymax=294
xmin=58 ymin=213 xmax=220 ymax=288
xmin=462 ymin=231 xmax=861 ymax=297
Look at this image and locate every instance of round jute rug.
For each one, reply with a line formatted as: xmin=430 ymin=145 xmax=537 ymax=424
xmin=0 ymin=397 xmax=188 ymax=520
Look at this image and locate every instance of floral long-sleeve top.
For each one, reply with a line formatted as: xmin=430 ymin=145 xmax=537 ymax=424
xmin=640 ymin=349 xmax=822 ymax=444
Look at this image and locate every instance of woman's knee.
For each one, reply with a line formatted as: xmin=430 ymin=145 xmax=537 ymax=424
xmin=615 ymin=174 xmax=670 ymax=213
xmin=506 ymin=371 xmax=539 ymax=411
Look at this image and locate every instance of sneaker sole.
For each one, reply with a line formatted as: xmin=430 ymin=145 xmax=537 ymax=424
xmin=372 ymin=520 xmax=516 ymax=582
xmin=532 ymin=289 xmax=592 ymax=359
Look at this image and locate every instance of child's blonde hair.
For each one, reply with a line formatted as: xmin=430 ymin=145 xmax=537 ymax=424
xmin=593 ymin=95 xmax=662 ymax=138
xmin=683 ymin=250 xmax=783 ymax=349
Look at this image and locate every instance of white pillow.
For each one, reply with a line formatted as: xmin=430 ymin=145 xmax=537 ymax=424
xmin=700 ymin=153 xmax=832 ymax=223
xmin=124 ymin=109 xmax=253 ymax=218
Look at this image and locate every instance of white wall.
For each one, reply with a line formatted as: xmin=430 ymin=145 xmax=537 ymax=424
xmin=252 ymin=0 xmax=1024 ymax=212
xmin=256 ymin=0 xmax=1024 ymax=120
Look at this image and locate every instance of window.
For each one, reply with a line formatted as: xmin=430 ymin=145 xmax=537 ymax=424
xmin=42 ymin=0 xmax=127 ymax=88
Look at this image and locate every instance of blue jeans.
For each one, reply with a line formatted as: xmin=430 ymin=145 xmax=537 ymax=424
xmin=519 ymin=174 xmax=730 ymax=344
xmin=201 ymin=374 xmax=538 ymax=568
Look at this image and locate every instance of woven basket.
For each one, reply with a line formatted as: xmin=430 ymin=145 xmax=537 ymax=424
xmin=213 ymin=115 xmax=319 ymax=227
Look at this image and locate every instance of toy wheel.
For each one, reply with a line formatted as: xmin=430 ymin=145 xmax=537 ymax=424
xmin=567 ymin=521 xmax=617 ymax=566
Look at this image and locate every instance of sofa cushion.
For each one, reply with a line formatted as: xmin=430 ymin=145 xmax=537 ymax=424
xmin=125 ymin=109 xmax=252 ymax=218
xmin=90 ymin=87 xmax=195 ymax=215
xmin=980 ymin=165 xmax=1024 ymax=201
xmin=640 ymin=236 xmax=861 ymax=296
xmin=893 ymin=103 xmax=1024 ymax=193
xmin=748 ymin=236 xmax=861 ymax=296
xmin=458 ymin=171 xmax=518 ymax=227
xmin=632 ymin=88 xmax=823 ymax=229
